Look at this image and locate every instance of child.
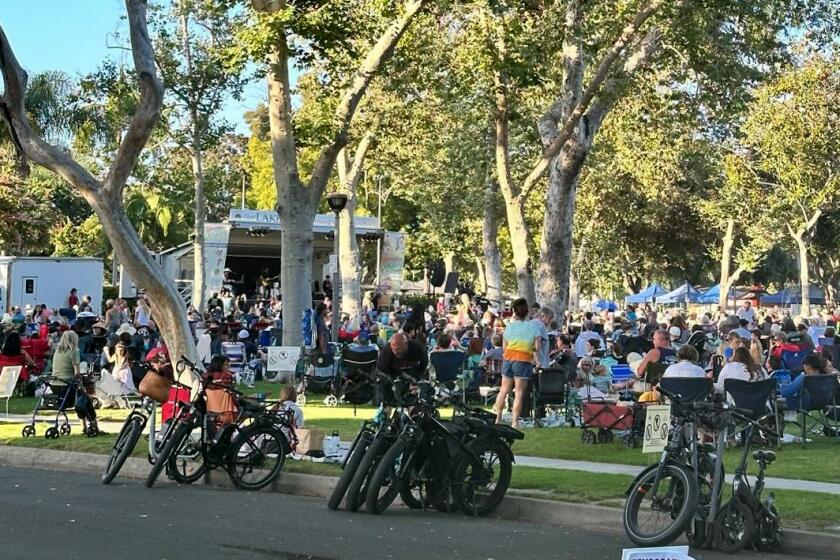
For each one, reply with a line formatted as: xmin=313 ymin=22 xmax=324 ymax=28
xmin=277 ymin=385 xmax=304 ymax=428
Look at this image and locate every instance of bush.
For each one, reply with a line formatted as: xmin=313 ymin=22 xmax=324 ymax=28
xmin=102 ymin=285 xmax=119 ymax=304
xmin=399 ymin=293 xmax=436 ymax=310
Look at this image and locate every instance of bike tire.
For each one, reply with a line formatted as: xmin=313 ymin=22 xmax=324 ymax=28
xmin=328 ymin=434 xmax=371 ymax=510
xmin=166 ymin=426 xmax=208 ymax=485
xmin=346 ymin=435 xmax=391 ymax=512
xmin=102 ymin=416 xmax=144 ymax=485
xmin=713 ymin=501 xmax=754 ymax=553
xmin=226 ymin=424 xmax=287 ymax=491
xmin=146 ymin=421 xmax=192 ymax=488
xmin=365 ymin=438 xmax=414 ymax=515
xmin=623 ymin=463 xmax=698 ymax=547
xmin=453 ymin=437 xmax=513 ymax=516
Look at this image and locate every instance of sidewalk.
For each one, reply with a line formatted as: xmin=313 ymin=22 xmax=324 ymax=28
xmin=515 ymin=455 xmax=840 ymax=496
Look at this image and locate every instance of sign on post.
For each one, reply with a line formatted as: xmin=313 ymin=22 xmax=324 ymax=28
xmin=642 ymin=404 xmax=671 ymax=453
xmin=266 ymin=346 xmax=301 ymax=373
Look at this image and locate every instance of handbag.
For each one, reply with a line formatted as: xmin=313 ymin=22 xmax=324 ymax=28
xmin=138 ymin=371 xmax=172 ymax=403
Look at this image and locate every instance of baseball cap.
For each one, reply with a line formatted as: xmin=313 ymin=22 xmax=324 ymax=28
xmin=238 ymin=329 xmax=250 ymax=340
xmin=145 ymin=347 xmax=168 ymax=362
xmin=668 ymin=326 xmax=681 ymax=338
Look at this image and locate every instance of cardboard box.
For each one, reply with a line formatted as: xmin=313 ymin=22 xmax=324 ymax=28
xmin=296 ymin=428 xmax=325 ymax=455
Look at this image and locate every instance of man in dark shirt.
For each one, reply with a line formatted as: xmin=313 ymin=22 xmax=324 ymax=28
xmin=376 ymin=332 xmax=428 ymax=379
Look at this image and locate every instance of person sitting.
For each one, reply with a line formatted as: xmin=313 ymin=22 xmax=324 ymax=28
xmin=715 ymin=346 xmax=765 ymax=395
xmin=206 ymin=354 xmax=234 ymax=387
xmin=273 ymin=385 xmax=304 ymax=428
xmin=584 ymin=337 xmax=605 ymax=358
xmin=574 ymin=320 xmax=604 ymax=357
xmin=0 ymin=332 xmax=36 ymax=390
xmin=612 ymin=330 xmax=676 ymax=391
xmin=348 ymin=332 xmax=378 ymax=353
xmin=663 ymin=345 xmax=706 ymax=378
xmin=768 ymin=331 xmax=801 ymax=361
xmin=796 ymin=322 xmax=815 ymax=352
xmin=780 ymin=354 xmax=834 ymax=410
xmin=431 ymin=332 xmax=461 ymax=353
xmin=668 ymin=326 xmax=684 ymax=351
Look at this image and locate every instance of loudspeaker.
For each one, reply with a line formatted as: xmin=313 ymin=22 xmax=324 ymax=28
xmin=443 ymin=272 xmax=459 ymax=294
xmin=429 ymin=260 xmax=445 ymax=287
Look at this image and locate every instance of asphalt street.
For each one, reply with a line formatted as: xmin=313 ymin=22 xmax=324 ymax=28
xmin=0 ymin=466 xmax=811 ymax=560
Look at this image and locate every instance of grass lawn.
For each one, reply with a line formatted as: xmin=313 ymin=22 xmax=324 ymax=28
xmin=5 ymin=387 xmax=838 ymax=486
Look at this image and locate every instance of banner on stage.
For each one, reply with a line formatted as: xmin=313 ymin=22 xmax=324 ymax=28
xmin=378 ymin=232 xmax=405 ymax=294
xmin=203 ymin=223 xmax=232 ymax=304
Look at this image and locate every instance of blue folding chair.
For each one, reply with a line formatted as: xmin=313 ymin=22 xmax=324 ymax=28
xmin=430 ymin=351 xmax=466 ymax=399
xmin=771 ymin=369 xmax=793 ymax=390
xmin=788 ymin=374 xmax=840 ymax=447
xmin=781 ymin=349 xmax=808 ymax=373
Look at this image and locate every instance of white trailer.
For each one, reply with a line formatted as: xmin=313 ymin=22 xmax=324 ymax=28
xmin=0 ymin=257 xmax=104 ymax=312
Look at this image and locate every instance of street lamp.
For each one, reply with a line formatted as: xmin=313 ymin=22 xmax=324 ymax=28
xmin=326 ymin=193 xmax=348 ymax=343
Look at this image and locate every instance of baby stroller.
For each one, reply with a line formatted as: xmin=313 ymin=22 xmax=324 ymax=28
xmin=21 ymin=373 xmax=99 ymax=439
xmin=296 ymin=344 xmax=341 ymax=407
xmin=340 ymin=348 xmax=378 ymax=407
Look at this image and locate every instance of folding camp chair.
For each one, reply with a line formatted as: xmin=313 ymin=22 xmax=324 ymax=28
xmin=0 ymin=366 xmax=22 ymax=416
xmin=530 ymin=367 xmax=569 ymax=426
xmin=788 ymin=374 xmax=840 ymax=447
xmin=430 ymin=351 xmax=466 ymax=400
xmin=724 ymin=378 xmax=782 ymax=448
xmin=658 ymin=377 xmax=713 ymax=404
xmin=823 ymin=344 xmax=840 ymax=368
xmin=781 ymin=349 xmax=808 ymax=373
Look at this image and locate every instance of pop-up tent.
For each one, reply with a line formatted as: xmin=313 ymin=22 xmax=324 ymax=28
xmin=697 ymin=284 xmax=738 ymax=304
xmin=592 ymin=299 xmax=618 ymax=312
xmin=657 ymin=282 xmax=704 ymax=305
xmin=761 ymin=286 xmax=825 ymax=306
xmin=625 ymin=283 xmax=670 ymax=304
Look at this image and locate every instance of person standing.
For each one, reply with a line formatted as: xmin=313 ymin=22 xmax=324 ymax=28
xmin=494 ymin=298 xmax=540 ymax=430
xmin=736 ymin=301 xmax=756 ymax=328
xmin=67 ymin=288 xmax=79 ymax=309
xmin=530 ymin=307 xmax=554 ymax=369
xmin=322 ymin=275 xmax=333 ymax=299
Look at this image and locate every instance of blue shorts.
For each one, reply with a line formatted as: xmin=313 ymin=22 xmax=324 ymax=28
xmin=502 ymin=360 xmax=534 ymax=379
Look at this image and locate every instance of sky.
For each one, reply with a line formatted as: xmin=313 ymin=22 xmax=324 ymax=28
xmin=1 ymin=0 xmax=267 ymax=135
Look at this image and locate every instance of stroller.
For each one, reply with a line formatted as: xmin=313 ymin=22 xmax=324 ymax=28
xmin=340 ymin=348 xmax=378 ymax=407
xmin=21 ymin=373 xmax=99 ymax=439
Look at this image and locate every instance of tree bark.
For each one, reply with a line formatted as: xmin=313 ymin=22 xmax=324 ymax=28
xmin=787 ymin=209 xmax=822 ymax=318
xmin=336 ymin=132 xmax=374 ymax=319
xmin=0 ymin=0 xmax=200 ymax=373
xmin=258 ymin=0 xmax=424 ymax=345
xmin=718 ymin=218 xmax=735 ymax=310
xmin=179 ymin=5 xmax=207 ymax=313
xmin=482 ymin=177 xmax=503 ymax=306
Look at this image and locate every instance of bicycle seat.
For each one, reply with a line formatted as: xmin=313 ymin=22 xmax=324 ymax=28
xmin=753 ymin=450 xmax=776 ymax=464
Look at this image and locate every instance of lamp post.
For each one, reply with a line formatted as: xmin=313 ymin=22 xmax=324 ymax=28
xmin=327 ymin=192 xmax=348 ymax=343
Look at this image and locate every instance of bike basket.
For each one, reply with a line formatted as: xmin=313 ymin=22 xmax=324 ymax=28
xmin=138 ymin=372 xmax=173 ymax=403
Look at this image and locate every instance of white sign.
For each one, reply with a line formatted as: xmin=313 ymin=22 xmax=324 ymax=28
xmin=267 ymin=346 xmax=301 ymax=372
xmin=622 ymin=546 xmax=693 ymax=560
xmin=228 ymin=210 xmax=380 ymax=233
xmin=378 ymin=231 xmax=406 ymax=293
xmin=642 ymin=404 xmax=671 ymax=453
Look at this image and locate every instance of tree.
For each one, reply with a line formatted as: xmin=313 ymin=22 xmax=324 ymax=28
xmin=240 ymin=0 xmax=427 ymax=345
xmin=0 ymin=0 xmax=200 ymax=368
xmin=153 ymin=0 xmax=249 ymax=312
xmin=743 ymin=55 xmax=840 ymax=317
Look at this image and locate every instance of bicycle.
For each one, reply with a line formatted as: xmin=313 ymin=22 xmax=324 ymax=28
xmin=146 ymin=357 xmax=289 ymax=491
xmin=364 ymin=373 xmax=522 ymax=516
xmin=623 ymin=386 xmax=747 ymax=547
xmin=713 ymin=418 xmax=783 ymax=552
xmin=102 ymin=363 xmax=183 ymax=485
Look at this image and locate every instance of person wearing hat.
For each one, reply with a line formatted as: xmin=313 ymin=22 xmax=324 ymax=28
xmin=348 ymin=332 xmax=377 ymax=354
xmin=668 ymin=326 xmax=684 ymax=351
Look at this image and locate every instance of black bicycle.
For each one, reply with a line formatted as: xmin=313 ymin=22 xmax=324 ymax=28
xmin=364 ymin=375 xmax=522 ymax=516
xmin=146 ymin=357 xmax=289 ymax=491
xmin=713 ymin=418 xmax=783 ymax=552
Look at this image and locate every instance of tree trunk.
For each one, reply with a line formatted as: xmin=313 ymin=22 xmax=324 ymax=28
xmin=718 ymin=218 xmax=735 ymax=310
xmin=568 ymin=268 xmax=580 ymax=312
xmin=190 ymin=145 xmax=206 ymax=312
xmin=181 ymin=6 xmax=206 ymax=313
xmin=280 ymin=205 xmax=315 ymax=346
xmin=482 ymin=178 xmax=503 ymax=306
xmin=795 ymin=234 xmax=812 ymax=317
xmin=475 ymin=256 xmax=487 ymax=294
xmin=536 ymin=142 xmax=586 ymax=314
xmin=338 ymin=193 xmax=361 ymax=318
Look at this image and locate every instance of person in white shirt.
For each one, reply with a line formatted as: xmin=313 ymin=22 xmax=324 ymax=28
xmin=574 ymin=320 xmax=604 ymax=357
xmin=736 ymin=301 xmax=757 ymax=327
xmin=663 ymin=346 xmax=707 ymax=378
xmin=715 ymin=346 xmax=765 ymax=395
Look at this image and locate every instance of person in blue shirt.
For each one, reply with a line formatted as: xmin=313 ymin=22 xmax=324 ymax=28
xmin=348 ymin=332 xmax=378 ymax=353
xmin=530 ymin=307 xmax=554 ymax=368
xmin=780 ymin=354 xmax=834 ymax=409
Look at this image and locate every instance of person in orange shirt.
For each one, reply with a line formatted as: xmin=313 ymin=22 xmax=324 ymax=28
xmin=493 ymin=298 xmax=541 ymax=429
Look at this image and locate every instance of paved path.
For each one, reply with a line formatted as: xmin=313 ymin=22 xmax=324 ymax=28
xmin=514 ymin=455 xmax=840 ymax=496
xmin=0 ymin=466 xmax=811 ymax=560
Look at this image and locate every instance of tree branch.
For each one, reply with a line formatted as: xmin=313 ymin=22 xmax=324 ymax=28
xmin=0 ymin=25 xmax=100 ymax=194
xmin=520 ymin=0 xmax=668 ymax=196
xmin=308 ymin=0 xmax=427 ymax=206
xmin=102 ymin=0 xmax=165 ymax=198
xmin=347 ymin=130 xmax=375 ymax=192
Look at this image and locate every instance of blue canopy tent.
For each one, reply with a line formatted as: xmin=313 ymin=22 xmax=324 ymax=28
xmin=760 ymin=286 xmax=825 ymax=306
xmin=657 ymin=283 xmax=703 ymax=305
xmin=592 ymin=299 xmax=618 ymax=312
xmin=697 ymin=284 xmax=738 ymax=305
xmin=625 ymin=283 xmax=669 ymax=304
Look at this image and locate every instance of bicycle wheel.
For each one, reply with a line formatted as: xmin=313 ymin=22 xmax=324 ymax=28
xmin=102 ymin=416 xmax=144 ymax=485
xmin=328 ymin=434 xmax=371 ymax=510
xmin=713 ymin=501 xmax=754 ymax=553
xmin=365 ymin=438 xmax=415 ymax=515
xmin=623 ymin=463 xmax=698 ymax=547
xmin=166 ymin=425 xmax=208 ymax=484
xmin=453 ymin=437 xmax=513 ymax=516
xmin=346 ymin=435 xmax=391 ymax=512
xmin=146 ymin=421 xmax=192 ymax=488
xmin=227 ymin=424 xmax=287 ymax=491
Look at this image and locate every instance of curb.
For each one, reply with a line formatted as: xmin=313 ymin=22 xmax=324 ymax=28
xmin=1 ymin=445 xmax=837 ymax=558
